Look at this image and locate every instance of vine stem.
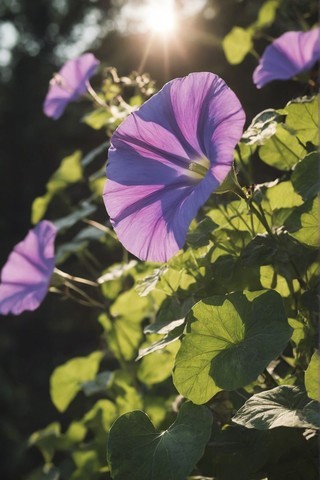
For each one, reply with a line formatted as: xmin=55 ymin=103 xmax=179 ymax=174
xmin=54 ymin=267 xmax=98 ymax=287
xmin=85 ymin=81 xmax=108 ymax=107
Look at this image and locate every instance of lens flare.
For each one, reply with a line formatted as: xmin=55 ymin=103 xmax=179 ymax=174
xmin=143 ymin=0 xmax=176 ymax=35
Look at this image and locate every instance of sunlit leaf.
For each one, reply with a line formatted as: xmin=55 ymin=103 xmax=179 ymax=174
xmin=259 ymin=124 xmax=306 ymax=171
xmin=254 ymin=0 xmax=280 ymax=28
xmin=71 ymin=450 xmax=100 ymax=480
xmin=100 ymin=290 xmax=151 ymax=361
xmin=222 ymin=27 xmax=253 ymax=64
xmin=50 ymin=352 xmax=103 ymax=412
xmin=291 ymin=152 xmax=320 ymax=201
xmin=135 ymin=266 xmax=168 ymax=297
xmin=285 ymin=96 xmax=319 ymax=145
xmin=83 ymin=399 xmax=118 ymax=432
xmin=260 ymin=266 xmax=299 ymax=297
xmin=288 ymin=318 xmax=306 ymax=347
xmin=266 ymin=180 xmax=303 ymax=211
xmin=83 ymin=108 xmax=112 ymax=129
xmin=288 ymin=197 xmax=318 ymax=247
xmin=98 ymin=260 xmax=137 ymax=284
xmin=29 ymin=423 xmax=61 ymax=463
xmin=173 ymin=290 xmax=291 ymax=404
xmin=305 ymin=351 xmax=320 ymax=401
xmin=232 ymin=385 xmax=320 ymax=429
xmin=242 ymin=109 xmax=282 ymax=145
xmin=137 ymin=341 xmax=179 ymax=385
xmin=31 ymin=151 xmax=83 ymax=224
xmin=107 ymin=402 xmax=212 ymax=480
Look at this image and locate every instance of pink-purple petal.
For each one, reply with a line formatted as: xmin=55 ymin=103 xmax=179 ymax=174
xmin=103 ymin=72 xmax=245 ymax=262
xmin=253 ymin=28 xmax=320 ymax=88
xmin=0 ymin=221 xmax=57 ymax=315
xmin=43 ymin=53 xmax=100 ymax=119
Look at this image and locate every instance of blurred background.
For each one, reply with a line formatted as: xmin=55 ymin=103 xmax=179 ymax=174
xmin=0 ymin=0 xmax=317 ymax=478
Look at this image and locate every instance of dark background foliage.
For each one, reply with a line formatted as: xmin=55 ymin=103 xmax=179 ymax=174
xmin=0 ymin=0 xmax=317 ymax=478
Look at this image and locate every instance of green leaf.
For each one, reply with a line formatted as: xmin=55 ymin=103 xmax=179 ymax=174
xmin=112 ymin=373 xmax=143 ymax=415
xmin=137 ymin=341 xmax=179 ymax=385
xmin=83 ymin=399 xmax=118 ymax=432
xmin=31 ymin=150 xmax=83 ymax=223
xmin=266 ymin=180 xmax=303 ymax=211
xmin=259 ymin=124 xmax=306 ymax=171
xmin=50 ymin=352 xmax=103 ymax=412
xmin=71 ymin=450 xmax=100 ymax=480
xmin=53 ymin=202 xmax=97 ymax=232
xmin=107 ymin=402 xmax=212 ymax=480
xmin=100 ymin=289 xmax=152 ymax=361
xmin=285 ymin=96 xmax=319 ymax=145
xmin=31 ymin=193 xmax=52 ymax=225
xmin=55 ymin=226 xmax=106 ymax=264
xmin=83 ymin=108 xmax=112 ymax=129
xmin=288 ymin=318 xmax=306 ymax=347
xmin=289 ymin=197 xmax=318 ymax=247
xmin=305 ymin=351 xmax=320 ymax=401
xmin=211 ymin=424 xmax=317 ymax=480
xmin=29 ymin=423 xmax=61 ymax=463
xmin=25 ymin=465 xmax=60 ymax=480
xmin=242 ymin=109 xmax=281 ymax=145
xmin=232 ymin=385 xmax=320 ymax=429
xmin=173 ymin=290 xmax=291 ymax=404
xmin=99 ymin=313 xmax=143 ymax=362
xmin=208 ymin=198 xmax=265 ymax=234
xmin=98 ymin=260 xmax=137 ymax=284
xmin=137 ymin=324 xmax=183 ymax=359
xmin=222 ymin=27 xmax=253 ymax=64
xmin=260 ymin=266 xmax=299 ymax=297
xmin=48 ymin=150 xmax=83 ymax=191
xmin=291 ymin=152 xmax=320 ymax=201
xmin=145 ymin=296 xmax=194 ymax=335
xmin=254 ymin=0 xmax=280 ymax=28
xmin=81 ymin=371 xmax=113 ymax=396
xmin=135 ymin=266 xmax=167 ymax=296
xmin=110 ymin=289 xmax=151 ymax=321
xmin=210 ymin=425 xmax=269 ymax=480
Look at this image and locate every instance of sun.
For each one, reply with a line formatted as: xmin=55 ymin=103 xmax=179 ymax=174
xmin=142 ymin=0 xmax=177 ymax=35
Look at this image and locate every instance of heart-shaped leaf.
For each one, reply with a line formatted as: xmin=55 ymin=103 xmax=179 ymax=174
xmin=107 ymin=402 xmax=212 ymax=480
xmin=173 ymin=290 xmax=291 ymax=404
xmin=305 ymin=351 xmax=320 ymax=401
xmin=232 ymin=385 xmax=320 ymax=429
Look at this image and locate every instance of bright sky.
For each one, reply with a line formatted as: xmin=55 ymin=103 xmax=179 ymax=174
xmin=114 ymin=0 xmax=207 ymax=35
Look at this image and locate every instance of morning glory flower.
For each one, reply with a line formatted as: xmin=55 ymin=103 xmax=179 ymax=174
xmin=253 ymin=28 xmax=320 ymax=88
xmin=43 ymin=53 xmax=100 ymax=119
xmin=0 ymin=221 xmax=57 ymax=315
xmin=103 ymin=72 xmax=245 ymax=262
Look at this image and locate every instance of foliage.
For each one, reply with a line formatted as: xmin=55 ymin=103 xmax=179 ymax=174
xmin=2 ymin=1 xmax=319 ymax=479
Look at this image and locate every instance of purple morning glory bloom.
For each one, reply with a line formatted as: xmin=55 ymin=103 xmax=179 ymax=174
xmin=103 ymin=72 xmax=245 ymax=262
xmin=253 ymin=28 xmax=320 ymax=88
xmin=43 ymin=53 xmax=100 ymax=119
xmin=0 ymin=221 xmax=57 ymax=315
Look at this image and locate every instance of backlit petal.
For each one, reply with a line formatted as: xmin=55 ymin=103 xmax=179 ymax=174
xmin=0 ymin=221 xmax=57 ymax=315
xmin=43 ymin=53 xmax=100 ymax=119
xmin=253 ymin=28 xmax=320 ymax=88
xmin=104 ymin=72 xmax=245 ymax=262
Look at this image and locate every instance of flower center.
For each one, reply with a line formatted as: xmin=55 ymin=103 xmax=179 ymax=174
xmin=188 ymin=156 xmax=210 ymax=180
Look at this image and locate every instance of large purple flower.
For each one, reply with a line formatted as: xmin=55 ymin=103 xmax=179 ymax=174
xmin=103 ymin=72 xmax=245 ymax=262
xmin=43 ymin=53 xmax=100 ymax=119
xmin=253 ymin=28 xmax=320 ymax=88
xmin=0 ymin=221 xmax=57 ymax=315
